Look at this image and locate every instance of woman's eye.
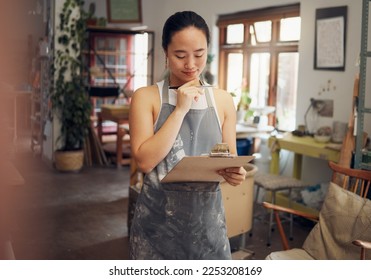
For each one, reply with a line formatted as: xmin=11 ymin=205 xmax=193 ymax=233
xmin=176 ymin=55 xmax=185 ymax=59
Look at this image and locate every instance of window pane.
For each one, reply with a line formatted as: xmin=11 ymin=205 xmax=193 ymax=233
xmin=107 ymin=55 xmax=115 ymax=66
xmin=134 ymin=33 xmax=149 ymax=89
xmin=107 ymin=38 xmax=116 ymax=51
xmin=226 ymin=24 xmax=244 ymax=44
xmin=249 ymin=53 xmax=270 ymax=108
xmin=119 ymin=38 xmax=127 ymax=51
xmin=254 ymin=21 xmax=271 ymax=42
xmin=96 ymin=38 xmax=105 ymax=51
xmin=226 ymin=53 xmax=243 ymax=107
xmin=119 ymin=55 xmax=126 ymax=65
xmin=276 ymin=52 xmax=299 ymax=131
xmin=280 ymin=17 xmax=301 ymax=41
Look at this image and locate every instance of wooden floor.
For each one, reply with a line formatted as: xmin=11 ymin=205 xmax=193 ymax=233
xmin=7 ymin=135 xmax=313 ymax=260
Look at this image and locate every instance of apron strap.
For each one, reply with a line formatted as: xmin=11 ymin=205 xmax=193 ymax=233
xmin=204 ymin=88 xmax=214 ymax=108
xmin=200 ymin=78 xmax=214 ymax=108
xmin=162 ymin=78 xmax=170 ymax=104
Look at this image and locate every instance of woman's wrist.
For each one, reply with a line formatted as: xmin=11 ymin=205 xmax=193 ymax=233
xmin=172 ymin=107 xmax=187 ymax=119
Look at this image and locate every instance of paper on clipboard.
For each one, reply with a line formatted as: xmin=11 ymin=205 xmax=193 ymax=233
xmin=161 ymin=155 xmax=254 ymax=183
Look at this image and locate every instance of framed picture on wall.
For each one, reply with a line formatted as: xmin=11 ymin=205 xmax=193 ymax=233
xmin=314 ymin=6 xmax=347 ymax=71
xmin=107 ymin=0 xmax=142 ymax=23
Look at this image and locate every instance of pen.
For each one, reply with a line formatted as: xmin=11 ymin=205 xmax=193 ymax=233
xmin=168 ymin=85 xmax=214 ymax=90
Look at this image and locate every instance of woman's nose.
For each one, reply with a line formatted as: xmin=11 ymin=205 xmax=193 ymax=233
xmin=185 ymin=58 xmax=195 ymax=69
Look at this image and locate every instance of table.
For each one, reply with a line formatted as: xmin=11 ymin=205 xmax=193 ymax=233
xmin=269 ymin=133 xmax=340 ymax=179
xmin=236 ymin=123 xmax=274 ymax=139
xmin=97 ymin=105 xmax=130 ymax=168
xmin=236 ymin=123 xmax=274 ymax=154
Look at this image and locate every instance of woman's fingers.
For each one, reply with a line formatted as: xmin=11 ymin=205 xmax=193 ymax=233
xmin=178 ymin=84 xmax=204 ymax=100
xmin=178 ymin=79 xmax=205 ymax=100
xmin=175 ymin=80 xmax=205 ymax=112
xmin=218 ymin=167 xmax=247 ymax=186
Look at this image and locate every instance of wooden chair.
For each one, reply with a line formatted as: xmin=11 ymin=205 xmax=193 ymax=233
xmin=263 ymin=161 xmax=371 ymax=259
xmin=96 ymin=104 xmax=131 ymax=167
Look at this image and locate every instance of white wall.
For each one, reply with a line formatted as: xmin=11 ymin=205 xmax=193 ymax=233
xmin=295 ymin=0 xmax=363 ymax=183
xmin=87 ymin=0 xmax=366 ymax=184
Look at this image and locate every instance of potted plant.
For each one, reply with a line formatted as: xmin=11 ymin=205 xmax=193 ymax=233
xmin=236 ymin=87 xmax=253 ymax=123
xmin=51 ymin=0 xmax=91 ymax=172
xmin=86 ymin=2 xmax=107 ymax=27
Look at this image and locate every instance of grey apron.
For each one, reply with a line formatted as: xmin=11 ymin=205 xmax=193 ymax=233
xmin=129 ymin=79 xmax=231 ymax=260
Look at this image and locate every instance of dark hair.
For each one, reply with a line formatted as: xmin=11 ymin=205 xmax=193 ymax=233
xmin=162 ymin=11 xmax=210 ymax=51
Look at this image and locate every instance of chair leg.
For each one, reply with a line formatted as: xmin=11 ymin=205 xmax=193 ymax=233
xmin=274 ymin=210 xmax=290 ymax=250
xmin=267 ymin=190 xmax=276 ymax=247
xmin=288 ymin=189 xmax=294 ymax=241
xmin=255 ymin=184 xmax=260 ymax=203
xmin=360 ymin=247 xmax=365 ymax=260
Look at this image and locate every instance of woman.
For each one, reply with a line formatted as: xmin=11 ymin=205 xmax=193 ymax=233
xmin=129 ymin=11 xmax=247 ymax=260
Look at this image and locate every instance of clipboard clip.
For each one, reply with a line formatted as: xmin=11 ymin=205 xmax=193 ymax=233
xmin=209 ymin=143 xmax=235 ymax=158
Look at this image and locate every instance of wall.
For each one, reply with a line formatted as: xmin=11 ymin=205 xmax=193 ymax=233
xmin=87 ymin=0 xmax=366 ymax=184
xmin=295 ymin=0 xmax=363 ymax=183
xmin=4 ymin=0 xmax=46 ymax=87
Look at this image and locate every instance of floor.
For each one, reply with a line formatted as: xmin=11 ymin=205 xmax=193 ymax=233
xmin=7 ymin=134 xmax=314 ymax=260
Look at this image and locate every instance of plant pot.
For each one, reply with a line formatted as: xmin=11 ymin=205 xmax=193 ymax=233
xmin=54 ymin=150 xmax=84 ymax=172
xmin=86 ymin=18 xmax=97 ymax=26
xmin=237 ymin=110 xmax=246 ymax=123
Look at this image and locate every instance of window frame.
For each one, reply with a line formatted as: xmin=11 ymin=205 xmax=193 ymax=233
xmin=217 ymin=4 xmax=300 ymax=127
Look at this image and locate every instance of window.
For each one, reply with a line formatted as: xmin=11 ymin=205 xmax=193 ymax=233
xmin=217 ymin=4 xmax=301 ymax=131
xmin=226 ymin=24 xmax=244 ymax=44
xmin=84 ymin=28 xmax=154 ymax=119
xmin=87 ymin=31 xmax=153 ymax=94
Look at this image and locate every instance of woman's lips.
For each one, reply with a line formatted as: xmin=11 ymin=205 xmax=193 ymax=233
xmin=182 ymin=70 xmax=197 ymax=77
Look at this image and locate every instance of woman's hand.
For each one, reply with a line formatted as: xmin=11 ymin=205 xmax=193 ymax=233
xmin=217 ymin=166 xmax=247 ymax=186
xmin=175 ymin=79 xmax=204 ymax=114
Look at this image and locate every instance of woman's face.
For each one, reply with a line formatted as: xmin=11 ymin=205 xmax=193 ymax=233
xmin=166 ymin=26 xmax=208 ymax=86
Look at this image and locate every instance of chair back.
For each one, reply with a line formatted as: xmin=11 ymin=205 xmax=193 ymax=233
xmin=302 ymin=182 xmax=371 ymax=259
xmin=329 ymin=161 xmax=371 ymax=199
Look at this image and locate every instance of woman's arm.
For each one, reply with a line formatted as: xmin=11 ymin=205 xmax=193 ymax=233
xmin=214 ymin=89 xmax=247 ymax=186
xmin=129 ymin=86 xmax=183 ymax=173
xmin=129 ymin=79 xmax=203 ymax=173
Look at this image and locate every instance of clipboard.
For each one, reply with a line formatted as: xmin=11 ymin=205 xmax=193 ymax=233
xmin=161 ymin=155 xmax=254 ymax=183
